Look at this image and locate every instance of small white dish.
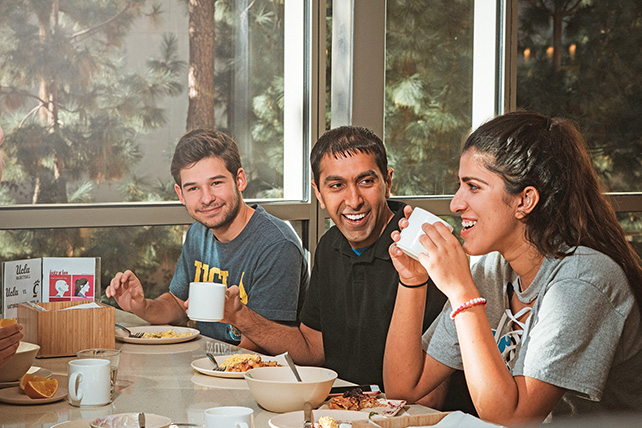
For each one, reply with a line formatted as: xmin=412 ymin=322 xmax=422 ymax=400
xmin=90 ymin=413 xmax=171 ymax=428
xmin=0 ymin=385 xmax=67 ymax=405
xmin=269 ymin=409 xmax=370 ymax=428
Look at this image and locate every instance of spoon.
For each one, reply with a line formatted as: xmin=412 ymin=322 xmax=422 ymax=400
xmin=283 ymin=352 xmax=302 ymax=382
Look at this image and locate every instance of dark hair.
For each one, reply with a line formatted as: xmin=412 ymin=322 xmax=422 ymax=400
xmin=310 ymin=126 xmax=388 ymax=184
xmin=170 ymin=129 xmax=242 ymax=186
xmin=464 ymin=110 xmax=642 ymax=312
xmin=74 ymin=278 xmax=88 ymax=296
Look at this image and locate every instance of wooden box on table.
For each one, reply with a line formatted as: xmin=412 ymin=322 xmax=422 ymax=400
xmin=17 ymin=301 xmax=115 ymax=358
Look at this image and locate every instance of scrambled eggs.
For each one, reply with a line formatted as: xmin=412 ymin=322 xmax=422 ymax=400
xmin=142 ymin=328 xmax=193 ymax=339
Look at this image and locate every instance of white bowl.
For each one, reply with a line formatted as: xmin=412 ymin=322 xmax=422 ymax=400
xmin=244 ymin=366 xmax=337 ymax=413
xmin=0 ymin=341 xmax=40 ymax=382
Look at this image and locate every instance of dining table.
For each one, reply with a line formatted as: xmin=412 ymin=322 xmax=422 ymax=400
xmin=0 ymin=310 xmax=440 ymax=428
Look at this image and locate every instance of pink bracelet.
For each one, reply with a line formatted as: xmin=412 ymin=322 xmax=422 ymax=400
xmin=450 ymin=297 xmax=487 ymax=320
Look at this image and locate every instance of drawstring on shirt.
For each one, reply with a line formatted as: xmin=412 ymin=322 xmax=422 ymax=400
xmin=494 ymin=306 xmax=533 ymax=370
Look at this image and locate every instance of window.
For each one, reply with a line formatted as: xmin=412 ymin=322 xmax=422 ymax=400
xmin=516 ymin=0 xmax=642 ymax=193
xmin=0 ymin=1 xmax=308 ymax=206
xmin=385 ymin=0 xmax=475 ymax=198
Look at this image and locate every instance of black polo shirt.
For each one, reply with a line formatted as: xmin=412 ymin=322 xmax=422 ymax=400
xmin=300 ymin=200 xmax=447 ymax=387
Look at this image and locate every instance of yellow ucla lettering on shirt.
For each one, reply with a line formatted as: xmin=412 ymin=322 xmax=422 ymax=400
xmin=239 ymin=272 xmax=248 ymax=304
xmin=193 ymin=261 xmax=231 ymax=285
xmin=208 ymin=267 xmax=229 ymax=285
xmin=193 ymin=261 xmax=203 ymax=281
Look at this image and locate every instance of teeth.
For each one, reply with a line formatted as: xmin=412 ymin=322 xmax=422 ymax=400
xmin=345 ymin=213 xmax=366 ymax=221
xmin=462 ymin=220 xmax=477 ymax=229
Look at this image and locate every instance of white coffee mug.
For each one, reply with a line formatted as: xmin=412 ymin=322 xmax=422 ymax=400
xmin=68 ymin=358 xmax=111 ymax=407
xmin=396 ymin=207 xmax=454 ymax=261
xmin=188 ymin=282 xmax=226 ymax=322
xmin=204 ymin=406 xmax=253 ymax=428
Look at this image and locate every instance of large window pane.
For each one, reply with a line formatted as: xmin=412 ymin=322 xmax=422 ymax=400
xmin=0 ymin=220 xmax=308 ymax=308
xmin=0 ymin=0 xmax=307 ymax=206
xmin=516 ymin=0 xmax=642 ymax=193
xmin=384 ymin=0 xmax=474 ymax=197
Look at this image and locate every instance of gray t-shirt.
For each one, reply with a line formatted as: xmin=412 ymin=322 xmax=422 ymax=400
xmin=170 ymin=205 xmax=309 ymax=342
xmin=423 ymin=247 xmax=642 ymax=415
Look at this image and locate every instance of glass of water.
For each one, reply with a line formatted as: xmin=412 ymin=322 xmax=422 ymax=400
xmin=76 ymin=348 xmax=121 ymax=399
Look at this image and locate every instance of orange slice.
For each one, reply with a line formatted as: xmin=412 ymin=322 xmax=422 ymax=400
xmin=0 ymin=318 xmax=17 ymax=327
xmin=24 ymin=377 xmax=58 ymax=399
xmin=19 ymin=373 xmax=48 ymax=391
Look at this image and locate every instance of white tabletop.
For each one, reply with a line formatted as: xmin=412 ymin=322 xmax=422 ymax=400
xmin=0 ymin=311 xmax=438 ymax=428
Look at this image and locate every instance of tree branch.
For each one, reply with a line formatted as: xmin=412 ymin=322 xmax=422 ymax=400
xmin=70 ymin=0 xmax=136 ymax=41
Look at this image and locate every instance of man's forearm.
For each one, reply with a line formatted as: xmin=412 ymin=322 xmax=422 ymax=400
xmin=232 ymin=306 xmax=324 ymax=366
xmin=136 ymin=292 xmax=188 ymax=325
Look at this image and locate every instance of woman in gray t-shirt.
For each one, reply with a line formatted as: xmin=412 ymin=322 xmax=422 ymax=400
xmin=383 ymin=111 xmax=642 ymax=427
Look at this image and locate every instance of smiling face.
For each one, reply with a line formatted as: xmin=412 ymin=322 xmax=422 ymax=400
xmin=450 ymin=150 xmax=528 ymax=257
xmin=175 ymin=156 xmax=245 ymax=235
xmin=313 ymin=151 xmax=394 ymax=249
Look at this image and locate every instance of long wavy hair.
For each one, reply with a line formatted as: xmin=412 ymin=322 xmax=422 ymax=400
xmin=463 ymin=111 xmax=642 ymax=313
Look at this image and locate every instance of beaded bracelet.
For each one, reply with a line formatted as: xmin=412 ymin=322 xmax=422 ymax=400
xmin=399 ymin=278 xmax=430 ymax=288
xmin=450 ymin=297 xmax=487 ymax=320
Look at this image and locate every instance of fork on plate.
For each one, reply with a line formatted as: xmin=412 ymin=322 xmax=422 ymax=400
xmin=116 ymin=324 xmax=145 ymax=338
xmin=206 ymin=353 xmax=227 ymax=371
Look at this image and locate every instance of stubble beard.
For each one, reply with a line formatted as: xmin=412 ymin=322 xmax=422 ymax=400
xmin=197 ymin=189 xmax=242 ymax=232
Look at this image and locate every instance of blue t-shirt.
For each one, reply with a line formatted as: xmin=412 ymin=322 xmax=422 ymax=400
xmin=169 ymin=205 xmax=309 ymax=342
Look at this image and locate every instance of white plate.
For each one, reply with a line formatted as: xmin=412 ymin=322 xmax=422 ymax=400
xmin=191 ymin=354 xmax=285 ymax=378
xmin=51 ymin=414 xmax=171 ymax=428
xmin=269 ymin=409 xmax=371 ymax=428
xmin=90 ymin=413 xmax=172 ymax=428
xmin=0 ymin=366 xmax=52 ymax=389
xmin=116 ymin=325 xmax=200 ymax=344
xmin=0 ymin=385 xmax=67 ymax=405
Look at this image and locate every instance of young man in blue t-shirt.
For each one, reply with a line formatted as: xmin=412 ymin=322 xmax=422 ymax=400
xmin=106 ymin=129 xmax=309 ymax=350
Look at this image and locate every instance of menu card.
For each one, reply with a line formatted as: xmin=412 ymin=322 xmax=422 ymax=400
xmin=2 ymin=257 xmax=101 ymax=318
xmin=1 ymin=259 xmax=42 ymax=319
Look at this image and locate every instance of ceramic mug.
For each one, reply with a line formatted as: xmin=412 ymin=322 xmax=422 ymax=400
xmin=396 ymin=207 xmax=453 ymax=261
xmin=204 ymin=406 xmax=254 ymax=428
xmin=187 ymin=282 xmax=226 ymax=322
xmin=68 ymin=358 xmax=111 ymax=407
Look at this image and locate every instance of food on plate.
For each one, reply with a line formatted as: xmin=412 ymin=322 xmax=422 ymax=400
xmin=92 ymin=414 xmax=140 ymax=428
xmin=316 ymin=416 xmax=339 ymax=428
xmin=141 ymin=328 xmax=194 ymax=339
xmin=220 ymin=353 xmax=281 ymax=372
xmin=315 ymin=416 xmax=350 ymax=428
xmin=24 ymin=376 xmax=58 ymax=399
xmin=19 ymin=373 xmax=50 ymax=391
xmin=0 ymin=317 xmax=17 ymax=327
xmin=328 ymin=387 xmax=385 ymax=411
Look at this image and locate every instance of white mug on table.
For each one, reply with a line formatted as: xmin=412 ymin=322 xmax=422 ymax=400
xmin=188 ymin=282 xmax=226 ymax=321
xmin=68 ymin=358 xmax=111 ymax=407
xmin=204 ymin=406 xmax=254 ymax=428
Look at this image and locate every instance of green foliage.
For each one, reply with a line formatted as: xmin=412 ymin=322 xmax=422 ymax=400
xmin=517 ymin=0 xmax=642 ymax=192
xmin=0 ymin=1 xmax=185 ymax=302
xmin=385 ymin=0 xmax=473 ymax=197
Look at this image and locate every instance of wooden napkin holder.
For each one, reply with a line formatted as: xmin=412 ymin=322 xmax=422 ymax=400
xmin=17 ymin=301 xmax=115 ymax=358
xmin=352 ymin=412 xmax=449 ymax=428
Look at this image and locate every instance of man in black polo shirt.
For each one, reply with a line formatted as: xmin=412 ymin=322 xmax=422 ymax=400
xmin=223 ymin=126 xmax=446 ymax=396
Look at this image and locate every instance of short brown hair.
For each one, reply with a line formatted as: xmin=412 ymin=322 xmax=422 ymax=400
xmin=170 ymin=129 xmax=242 ymax=186
xmin=310 ymin=126 xmax=388 ymax=184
